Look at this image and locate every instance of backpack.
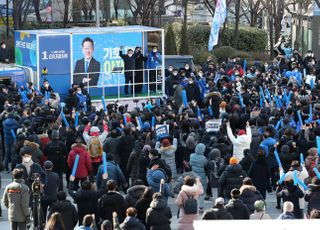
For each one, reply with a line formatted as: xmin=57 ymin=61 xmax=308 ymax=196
xmin=88 ymin=136 xmax=103 ymax=160
xmin=183 ymin=191 xmax=198 ymax=214
xmin=161 ymin=159 xmax=172 ymax=183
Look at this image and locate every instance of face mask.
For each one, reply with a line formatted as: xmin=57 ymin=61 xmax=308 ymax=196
xmin=294 ymin=69 xmax=299 ymax=72
xmin=23 ymin=156 xmax=31 ymax=163
xmin=185 ymin=66 xmax=189 ymax=70
xmin=44 ymin=83 xmax=49 ymax=88
xmin=77 ymin=90 xmax=82 ymax=94
xmin=311 ymin=61 xmax=315 ymax=65
xmin=128 ymin=53 xmax=133 ymax=57
xmin=168 ymin=67 xmax=173 ymax=72
xmin=173 ymin=72 xmax=178 ymax=76
xmin=1 ymin=45 xmax=5 ymax=49
xmin=198 ymin=73 xmax=203 ymax=77
xmin=189 ymin=80 xmax=193 ymax=84
xmin=149 ymin=154 xmax=153 ymax=159
xmin=291 ymin=58 xmax=295 ymax=61
xmin=153 ymin=49 xmax=157 ymax=53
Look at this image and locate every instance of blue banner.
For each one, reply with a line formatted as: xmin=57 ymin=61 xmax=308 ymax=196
xmin=39 ymin=35 xmax=71 ymax=95
xmin=14 ymin=31 xmax=37 ymax=70
xmin=72 ymin=32 xmax=142 ymax=87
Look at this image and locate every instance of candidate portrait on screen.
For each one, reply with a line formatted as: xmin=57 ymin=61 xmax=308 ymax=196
xmin=73 ymin=37 xmax=101 ymax=87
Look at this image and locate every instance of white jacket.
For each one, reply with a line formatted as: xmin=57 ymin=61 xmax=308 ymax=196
xmin=227 ymin=125 xmax=252 ymax=160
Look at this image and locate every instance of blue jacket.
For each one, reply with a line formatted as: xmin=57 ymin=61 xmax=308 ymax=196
xmin=146 ymin=169 xmax=170 ymax=199
xmin=146 ymin=51 xmax=162 ymax=69
xmin=96 ymin=161 xmax=126 ymax=189
xmin=3 ymin=117 xmax=19 ymax=144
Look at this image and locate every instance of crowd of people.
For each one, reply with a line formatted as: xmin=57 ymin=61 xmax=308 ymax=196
xmin=0 ymin=48 xmax=320 ymax=230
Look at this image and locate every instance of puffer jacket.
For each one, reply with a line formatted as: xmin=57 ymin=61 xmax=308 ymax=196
xmin=225 ymin=199 xmax=250 ymax=219
xmin=227 ymin=125 xmax=252 ymax=160
xmin=218 ymin=164 xmax=247 ymax=198
xmin=125 ymin=185 xmax=147 ymax=207
xmin=146 ymin=197 xmax=172 ymax=230
xmin=19 ymin=140 xmax=43 ymax=164
xmin=190 ymin=144 xmax=207 ymax=189
xmin=3 ymin=179 xmax=30 ymax=222
xmin=239 ymin=185 xmax=263 ymax=214
xmin=96 ymin=161 xmax=126 ymax=189
xmin=146 ymin=169 xmax=170 ymax=199
xmin=67 ymin=143 xmax=92 ymax=179
xmin=3 ymin=117 xmax=19 ymax=144
xmin=155 ymin=138 xmax=178 ymax=179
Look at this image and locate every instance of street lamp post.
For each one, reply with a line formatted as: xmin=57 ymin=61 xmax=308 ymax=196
xmin=96 ymin=0 xmax=100 ymax=27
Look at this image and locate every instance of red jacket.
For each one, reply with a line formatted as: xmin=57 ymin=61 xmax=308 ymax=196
xmin=67 ymin=143 xmax=92 ymax=179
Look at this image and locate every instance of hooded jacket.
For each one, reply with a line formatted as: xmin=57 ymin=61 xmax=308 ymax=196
xmin=67 ymin=143 xmax=92 ymax=179
xmin=227 ymin=125 xmax=252 ymax=160
xmin=146 ymin=169 xmax=170 ymax=198
xmin=146 ymin=197 xmax=172 ymax=230
xmin=3 ymin=116 xmax=19 ymax=144
xmin=125 ymin=185 xmax=147 ymax=207
xmin=218 ymin=164 xmax=247 ymax=198
xmin=239 ymin=185 xmax=263 ymax=214
xmin=44 ymin=139 xmax=67 ymax=173
xmin=190 ymin=144 xmax=207 ymax=186
xmin=19 ymin=140 xmax=43 ymax=164
xmin=96 ymin=161 xmax=126 ymax=189
xmin=202 ymin=206 xmax=233 ymax=220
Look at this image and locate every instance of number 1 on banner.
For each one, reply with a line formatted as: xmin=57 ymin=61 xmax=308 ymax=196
xmin=42 ymin=51 xmax=48 ymax=60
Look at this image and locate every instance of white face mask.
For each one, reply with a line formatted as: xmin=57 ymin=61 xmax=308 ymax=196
xmin=173 ymin=72 xmax=178 ymax=76
xmin=128 ymin=53 xmax=133 ymax=57
xmin=185 ymin=66 xmax=190 ymax=70
xmin=291 ymin=58 xmax=295 ymax=61
xmin=189 ymin=80 xmax=193 ymax=84
xmin=77 ymin=90 xmax=82 ymax=94
xmin=44 ymin=83 xmax=49 ymax=88
xmin=294 ymin=69 xmax=299 ymax=72
xmin=198 ymin=73 xmax=203 ymax=77
xmin=23 ymin=156 xmax=31 ymax=163
xmin=168 ymin=67 xmax=173 ymax=72
xmin=153 ymin=49 xmax=157 ymax=53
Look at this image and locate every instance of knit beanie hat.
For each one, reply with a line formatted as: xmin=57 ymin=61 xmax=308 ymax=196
xmin=254 ymin=200 xmax=266 ymax=212
xmin=90 ymin=126 xmax=100 ymax=136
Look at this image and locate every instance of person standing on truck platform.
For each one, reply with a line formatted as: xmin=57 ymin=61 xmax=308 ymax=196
xmin=0 ymin=42 xmax=9 ymax=63
xmin=119 ymin=46 xmax=137 ymax=95
xmin=146 ymin=46 xmax=162 ymax=93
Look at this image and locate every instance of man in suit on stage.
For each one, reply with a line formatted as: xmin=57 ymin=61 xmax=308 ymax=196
xmin=73 ymin=37 xmax=101 ymax=87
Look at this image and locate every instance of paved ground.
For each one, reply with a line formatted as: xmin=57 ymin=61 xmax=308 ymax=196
xmin=0 ymin=170 xmax=282 ymax=229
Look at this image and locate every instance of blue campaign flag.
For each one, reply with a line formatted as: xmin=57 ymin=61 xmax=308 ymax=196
xmin=102 ymin=152 xmax=107 ymax=174
xmin=243 ymin=59 xmax=247 ymax=72
xmin=75 ymin=111 xmax=79 ymax=127
xmin=208 ymin=0 xmax=227 ymax=51
xmin=182 ymin=90 xmax=188 ymax=108
xmin=310 ymin=78 xmax=314 ymax=89
xmin=317 ymin=136 xmax=320 ymax=156
xmin=71 ymin=154 xmax=80 ymax=177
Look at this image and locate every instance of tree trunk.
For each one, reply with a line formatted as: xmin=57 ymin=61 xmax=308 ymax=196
xmin=269 ymin=16 xmax=274 ymax=59
xmin=114 ymin=0 xmax=119 ymax=19
xmin=33 ymin=0 xmax=42 ymax=23
xmin=63 ymin=0 xmax=69 ymax=27
xmin=233 ymin=0 xmax=241 ymax=49
xmin=183 ymin=0 xmax=188 ymax=27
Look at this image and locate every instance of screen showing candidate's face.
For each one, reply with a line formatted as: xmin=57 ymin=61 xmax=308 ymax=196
xmin=82 ymin=41 xmax=94 ymax=60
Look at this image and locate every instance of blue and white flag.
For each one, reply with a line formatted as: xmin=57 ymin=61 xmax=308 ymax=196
xmin=208 ymin=0 xmax=227 ymax=51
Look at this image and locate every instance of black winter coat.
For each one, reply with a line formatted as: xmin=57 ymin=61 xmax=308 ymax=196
xmin=239 ymin=185 xmax=263 ymax=214
xmin=146 ymin=198 xmax=172 ymax=230
xmin=305 ymin=184 xmax=320 ymax=215
xmin=225 ymin=199 xmax=250 ymax=219
xmin=98 ymin=191 xmax=127 ymax=223
xmin=218 ymin=164 xmax=247 ymax=198
xmin=202 ymin=207 xmax=233 ymax=220
xmin=125 ymin=185 xmax=147 ymax=207
xmin=44 ymin=140 xmax=67 ymax=173
xmin=277 ymin=184 xmax=304 ymax=218
xmin=248 ymin=156 xmax=270 ymax=199
xmin=48 ymin=200 xmax=78 ymax=230
xmin=135 ymin=198 xmax=152 ymax=226
xmin=69 ymin=182 xmax=105 ymax=224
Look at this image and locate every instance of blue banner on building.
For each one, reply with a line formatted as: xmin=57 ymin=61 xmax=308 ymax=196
xmin=38 ymin=35 xmax=71 ymax=95
xmin=14 ymin=31 xmax=37 ymax=70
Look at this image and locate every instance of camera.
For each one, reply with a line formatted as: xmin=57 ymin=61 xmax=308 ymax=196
xmin=31 ymin=173 xmax=42 ymax=197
